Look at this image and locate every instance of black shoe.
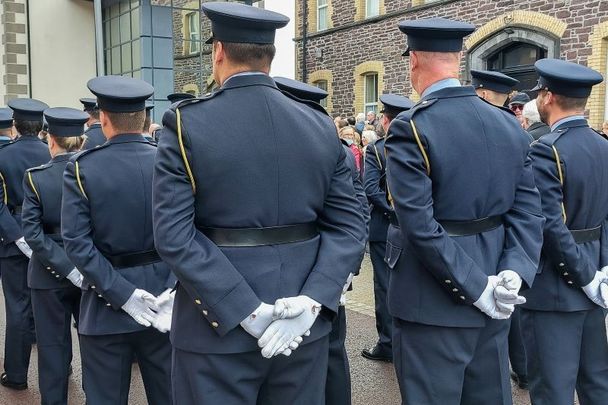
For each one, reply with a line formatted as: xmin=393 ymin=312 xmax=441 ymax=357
xmin=510 ymin=371 xmax=529 ymax=390
xmin=0 ymin=373 xmax=27 ymax=390
xmin=361 ymin=345 xmax=392 ymax=362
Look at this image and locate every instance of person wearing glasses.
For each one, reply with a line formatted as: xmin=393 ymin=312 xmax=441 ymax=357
xmin=508 ymin=92 xmax=531 ymax=125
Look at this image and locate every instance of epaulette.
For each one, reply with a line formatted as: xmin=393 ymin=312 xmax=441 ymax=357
xmin=592 ymin=128 xmax=608 ymax=140
xmin=26 ymin=162 xmax=52 ymax=173
xmin=279 ymin=89 xmax=329 ymax=116
xmin=395 ymin=98 xmax=438 ymax=123
xmin=71 ymin=142 xmax=111 ymax=162
xmin=170 ymin=90 xmax=222 ymax=112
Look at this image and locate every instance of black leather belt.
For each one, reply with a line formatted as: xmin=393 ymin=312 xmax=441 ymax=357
xmin=105 ymin=250 xmax=162 ymax=269
xmin=201 ymin=222 xmax=318 ymax=247
xmin=571 ymin=226 xmax=602 ymax=244
xmin=440 ymin=216 xmax=503 ymax=237
xmin=10 ymin=206 xmax=22 ymax=215
xmin=43 ymin=225 xmax=61 ymax=235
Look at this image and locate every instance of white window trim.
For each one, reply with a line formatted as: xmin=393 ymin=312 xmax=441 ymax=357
xmin=187 ymin=12 xmax=200 ymax=55
xmin=365 ymin=0 xmax=379 ymax=18
xmin=364 ymin=73 xmax=378 ymax=113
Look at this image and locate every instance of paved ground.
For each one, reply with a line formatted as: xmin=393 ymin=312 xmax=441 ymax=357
xmin=0 ymin=254 xmax=548 ymax=404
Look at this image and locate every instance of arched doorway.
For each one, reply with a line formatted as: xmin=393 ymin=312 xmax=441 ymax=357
xmin=486 ymin=42 xmax=547 ymax=91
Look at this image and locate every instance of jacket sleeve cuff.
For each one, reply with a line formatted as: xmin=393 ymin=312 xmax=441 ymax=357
xmin=208 ymin=278 xmax=260 ymax=337
xmin=300 ymin=271 xmax=343 ymax=315
xmin=104 ymin=276 xmax=137 ymax=310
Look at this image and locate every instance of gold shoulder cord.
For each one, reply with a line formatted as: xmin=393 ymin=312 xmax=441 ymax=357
xmin=410 ymin=119 xmax=431 ymax=176
xmin=27 ymin=172 xmax=40 ymax=201
xmin=75 ymin=161 xmax=88 ymax=200
xmin=373 ymin=144 xmax=383 ymax=170
xmin=176 ymin=108 xmax=196 ymax=194
xmin=551 ymin=145 xmax=567 ymax=223
xmin=0 ymin=172 xmax=7 ymax=205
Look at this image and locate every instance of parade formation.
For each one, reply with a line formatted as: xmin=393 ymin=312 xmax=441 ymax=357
xmin=0 ymin=1 xmax=607 ymax=404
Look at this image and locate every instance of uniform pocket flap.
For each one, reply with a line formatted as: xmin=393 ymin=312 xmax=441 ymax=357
xmin=384 ymin=241 xmax=403 ymax=270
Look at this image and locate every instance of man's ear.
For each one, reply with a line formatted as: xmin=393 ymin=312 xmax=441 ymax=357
xmin=213 ymin=41 xmax=225 ymax=64
xmin=410 ymin=51 xmax=418 ymax=70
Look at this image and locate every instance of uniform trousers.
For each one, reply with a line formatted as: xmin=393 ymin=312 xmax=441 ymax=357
xmin=31 ymin=287 xmax=81 ymax=405
xmin=79 ymin=328 xmax=172 ymax=405
xmin=521 ymin=307 xmax=608 ymax=405
xmin=508 ymin=307 xmax=527 ymax=378
xmin=326 ymin=305 xmax=351 ymax=405
xmin=369 ymin=241 xmax=392 ymax=353
xmin=393 ymin=317 xmax=512 ymax=405
xmin=172 ymin=335 xmax=329 ymax=405
xmin=0 ymin=255 xmax=34 ymax=382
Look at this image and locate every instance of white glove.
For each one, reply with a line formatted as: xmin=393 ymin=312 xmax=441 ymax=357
xmin=121 ymin=289 xmax=159 ymax=327
xmin=151 ymin=288 xmax=175 ymax=333
xmin=340 ymin=273 xmax=354 ymax=306
xmin=258 ymin=296 xmax=321 ymax=358
xmin=600 ymin=266 xmax=608 ymax=278
xmin=66 ymin=268 xmax=84 ymax=289
xmin=15 ymin=237 xmax=32 ymax=258
xmin=494 ymin=270 xmax=526 ymax=311
xmin=582 ymin=271 xmax=608 ymax=308
xmin=241 ymin=302 xmax=275 ymax=338
xmin=473 ymin=276 xmax=514 ymax=319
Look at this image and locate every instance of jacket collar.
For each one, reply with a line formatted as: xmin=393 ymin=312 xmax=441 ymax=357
xmin=107 ymin=133 xmax=148 ymax=144
xmin=419 ymin=85 xmax=478 ymax=103
xmin=221 ymin=72 xmax=277 ymax=91
xmin=552 ymin=118 xmax=588 ymax=132
xmin=50 ymin=153 xmax=73 ymax=163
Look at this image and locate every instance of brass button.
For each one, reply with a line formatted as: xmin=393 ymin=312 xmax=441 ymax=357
xmin=459 ymin=295 xmax=466 ymax=300
xmin=559 ymin=263 xmax=565 ymax=267
xmin=211 ymin=321 xmax=219 ymax=328
xmin=445 ymin=280 xmax=452 ymax=284
xmin=51 ymin=271 xmax=55 ymax=274
xmin=567 ymin=281 xmax=573 ymax=285
xmin=91 ymin=285 xmax=96 ymax=289
xmin=563 ymin=272 xmax=569 ymax=276
xmin=55 ymin=275 xmax=60 ymax=278
xmin=195 ymin=299 xmax=202 ymax=305
xmin=452 ymin=288 xmax=458 ymax=292
xmin=106 ymin=303 xmax=111 ymax=307
xmin=202 ymin=310 xmax=208 ymax=316
xmin=98 ymin=294 xmax=102 ymax=298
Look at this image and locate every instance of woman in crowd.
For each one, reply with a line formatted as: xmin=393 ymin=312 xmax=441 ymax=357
xmin=339 ymin=125 xmax=362 ymax=172
xmin=21 ymin=107 xmax=88 ymax=405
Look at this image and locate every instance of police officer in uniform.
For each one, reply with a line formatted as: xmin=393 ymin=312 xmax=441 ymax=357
xmin=0 ymin=108 xmax=13 ymax=145
xmin=153 ymin=3 xmax=366 ymax=404
xmin=385 ymin=18 xmax=544 ymax=404
xmin=521 ymin=59 xmax=608 ymax=405
xmin=62 ymin=76 xmax=175 ymax=405
xmin=362 ymin=93 xmax=413 ymax=363
xmin=79 ymin=97 xmax=106 ymax=150
xmin=21 ymin=107 xmax=88 ymax=404
xmin=472 ymin=68 xmax=531 ymax=388
xmin=275 ymin=75 xmax=370 ymax=405
xmin=0 ymin=98 xmax=50 ymax=389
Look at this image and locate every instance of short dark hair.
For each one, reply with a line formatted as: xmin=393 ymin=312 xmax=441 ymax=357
xmin=553 ymin=93 xmax=587 ymax=111
xmin=347 ymin=117 xmax=356 ymax=126
xmin=104 ymin=110 xmax=146 ymax=133
xmin=14 ymin=119 xmax=43 ymax=136
xmin=382 ymin=111 xmax=396 ymax=122
xmin=221 ymin=42 xmax=275 ymax=70
xmin=87 ymin=109 xmax=100 ymax=121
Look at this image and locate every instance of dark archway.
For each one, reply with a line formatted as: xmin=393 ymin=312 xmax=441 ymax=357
xmin=486 ymin=42 xmax=547 ymax=90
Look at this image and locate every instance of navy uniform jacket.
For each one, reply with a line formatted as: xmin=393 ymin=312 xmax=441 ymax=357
xmin=523 ymin=119 xmax=608 ymax=312
xmin=62 ymin=134 xmax=176 ymax=335
xmin=384 ymin=86 xmax=544 ymax=328
xmin=0 ymin=136 xmax=50 ymax=258
xmin=22 ymin=154 xmax=77 ymax=289
xmin=364 ymin=138 xmax=392 ymax=242
xmin=153 ymin=73 xmax=367 ymax=354
xmin=81 ymin=123 xmax=106 ymax=150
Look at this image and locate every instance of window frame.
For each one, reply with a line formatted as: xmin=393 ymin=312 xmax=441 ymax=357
xmin=317 ymin=0 xmax=328 ymax=32
xmin=364 ymin=73 xmax=378 ymax=114
xmin=365 ymin=0 xmax=379 ymax=18
xmin=314 ymin=80 xmax=328 ymax=108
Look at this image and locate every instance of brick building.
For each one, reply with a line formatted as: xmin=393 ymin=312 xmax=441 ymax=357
xmin=295 ymin=0 xmax=608 ymax=128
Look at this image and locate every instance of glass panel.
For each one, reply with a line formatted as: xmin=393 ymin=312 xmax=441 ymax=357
xmin=120 ymin=0 xmax=131 ymax=13
xmin=120 ymin=12 xmax=131 ymax=43
xmin=111 ymin=46 xmax=121 ymax=74
xmin=122 ymin=42 xmax=132 ymax=72
xmin=131 ymin=7 xmax=140 ymax=39
xmin=132 ymin=69 xmax=141 ymax=79
xmin=366 ymin=0 xmax=379 ymax=17
xmin=105 ymin=49 xmax=112 ymax=74
xmin=132 ymin=39 xmax=141 ymax=70
xmin=104 ymin=20 xmax=111 ymax=48
xmin=184 ymin=41 xmax=200 ymax=55
xmin=111 ymin=17 xmax=120 ymax=47
xmin=365 ymin=74 xmax=378 ymax=104
xmin=189 ymin=12 xmax=200 ymax=42
xmin=318 ymin=0 xmax=327 ymax=5
xmin=132 ymin=0 xmax=140 ymax=8
xmin=110 ymin=4 xmax=120 ymax=18
xmin=503 ymin=44 xmax=538 ymax=68
xmin=315 ymin=80 xmax=327 ymax=91
xmin=318 ymin=7 xmax=327 ymax=31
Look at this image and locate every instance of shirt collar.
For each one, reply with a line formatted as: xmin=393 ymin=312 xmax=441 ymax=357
xmin=421 ymin=78 xmax=461 ymax=98
xmin=551 ymin=115 xmax=586 ymax=132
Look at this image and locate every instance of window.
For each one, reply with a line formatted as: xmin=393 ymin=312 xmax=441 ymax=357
xmin=317 ymin=0 xmax=328 ymax=31
xmin=364 ymin=73 xmax=378 ymax=114
xmin=486 ymin=42 xmax=546 ymax=91
xmin=186 ymin=12 xmax=200 ymax=55
xmin=314 ymin=80 xmax=328 ymax=108
xmin=102 ymin=0 xmax=140 ymax=77
xmin=366 ymin=0 xmax=379 ymax=18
